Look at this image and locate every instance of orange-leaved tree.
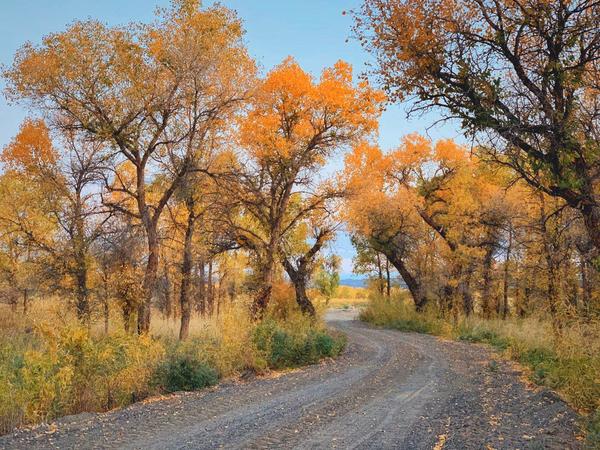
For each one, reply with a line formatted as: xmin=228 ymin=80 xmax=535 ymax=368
xmin=4 ymin=0 xmax=255 ymax=332
xmin=222 ymin=58 xmax=384 ymax=316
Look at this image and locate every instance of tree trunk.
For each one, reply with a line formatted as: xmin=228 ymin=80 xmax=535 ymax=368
xmin=385 ymin=250 xmax=428 ymax=311
xmin=73 ymin=198 xmax=90 ymax=324
xmin=282 ymin=259 xmax=316 ymax=316
xmin=207 ymin=260 xmax=214 ymax=315
xmin=22 ymin=289 xmax=28 ymax=315
xmin=74 ymin=256 xmax=89 ymax=323
xmin=164 ymin=265 xmax=172 ymax=319
xmin=460 ymin=269 xmax=474 ymax=316
xmin=103 ymin=298 xmax=109 ymax=335
xmin=179 ymin=214 xmax=195 ymax=341
xmin=376 ymin=253 xmax=384 ymax=296
xmin=385 ymin=258 xmax=391 ymax=298
xmin=139 ymin=224 xmax=159 ymax=334
xmin=581 ymin=201 xmax=600 ymax=259
xmin=481 ymin=245 xmax=495 ymax=318
xmin=252 ymin=261 xmax=273 ymax=318
xmin=502 ymin=227 xmax=512 ymax=320
xmin=198 ymin=257 xmax=206 ymax=315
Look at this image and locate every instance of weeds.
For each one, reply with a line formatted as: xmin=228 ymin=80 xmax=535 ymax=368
xmin=0 ymin=298 xmax=345 ymax=435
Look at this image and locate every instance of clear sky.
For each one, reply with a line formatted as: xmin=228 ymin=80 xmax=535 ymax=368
xmin=0 ymin=0 xmax=461 ymax=277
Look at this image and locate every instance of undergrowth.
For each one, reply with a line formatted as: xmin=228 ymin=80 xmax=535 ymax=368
xmin=0 ymin=295 xmax=345 ymax=435
xmin=360 ymin=293 xmax=600 ymax=448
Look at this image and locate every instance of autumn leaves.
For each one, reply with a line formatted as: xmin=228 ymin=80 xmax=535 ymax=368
xmin=0 ymin=0 xmax=387 ymax=334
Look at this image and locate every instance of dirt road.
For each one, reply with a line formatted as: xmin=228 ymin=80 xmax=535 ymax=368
xmin=0 ymin=309 xmax=581 ymax=449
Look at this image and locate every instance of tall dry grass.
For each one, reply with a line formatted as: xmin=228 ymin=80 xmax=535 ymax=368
xmin=0 ymin=292 xmax=345 ymax=435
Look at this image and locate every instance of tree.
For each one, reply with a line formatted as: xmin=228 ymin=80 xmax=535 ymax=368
xmin=0 ymin=120 xmax=107 ymax=322
xmin=345 ymin=136 xmax=518 ymax=314
xmin=5 ymin=0 xmax=255 ymax=332
xmin=351 ymin=235 xmax=392 ymax=296
xmin=222 ymin=58 xmax=384 ymax=316
xmin=314 ymin=254 xmax=341 ymax=305
xmin=354 ymin=0 xmax=600 ymax=254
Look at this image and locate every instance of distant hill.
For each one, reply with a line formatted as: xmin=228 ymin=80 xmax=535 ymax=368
xmin=339 ymin=278 xmax=367 ymax=288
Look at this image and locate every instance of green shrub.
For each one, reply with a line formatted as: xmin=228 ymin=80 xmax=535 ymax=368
xmin=586 ymin=408 xmax=600 ymax=449
xmin=253 ymin=319 xmax=346 ymax=369
xmin=0 ymin=300 xmax=347 ymax=435
xmin=154 ymin=355 xmax=218 ymax=392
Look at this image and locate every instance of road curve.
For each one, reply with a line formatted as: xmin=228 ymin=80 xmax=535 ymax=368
xmin=1 ymin=309 xmax=581 ymax=449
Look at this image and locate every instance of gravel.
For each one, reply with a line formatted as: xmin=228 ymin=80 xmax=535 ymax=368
xmin=0 ymin=309 xmax=582 ymax=449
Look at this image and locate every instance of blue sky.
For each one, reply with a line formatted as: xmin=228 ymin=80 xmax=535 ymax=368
xmin=0 ymin=0 xmax=460 ymax=276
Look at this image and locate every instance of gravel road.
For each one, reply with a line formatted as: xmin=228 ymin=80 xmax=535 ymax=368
xmin=0 ymin=309 xmax=582 ymax=449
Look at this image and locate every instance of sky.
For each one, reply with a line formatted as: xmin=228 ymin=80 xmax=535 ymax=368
xmin=0 ymin=0 xmax=461 ymax=277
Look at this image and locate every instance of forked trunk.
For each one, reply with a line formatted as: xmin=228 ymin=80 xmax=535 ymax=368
xmin=282 ymin=259 xmax=316 ymax=317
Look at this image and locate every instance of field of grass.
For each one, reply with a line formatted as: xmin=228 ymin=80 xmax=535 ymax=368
xmin=321 ymin=285 xmax=370 ymax=309
xmin=0 ymin=296 xmax=345 ymax=435
xmin=360 ymin=293 xmax=600 ymax=447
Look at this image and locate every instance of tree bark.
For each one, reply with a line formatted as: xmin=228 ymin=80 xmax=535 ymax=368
xmin=502 ymin=227 xmax=512 ymax=319
xmin=22 ymin=289 xmax=28 ymax=315
xmin=252 ymin=260 xmax=273 ymax=318
xmin=139 ymin=223 xmax=159 ymax=334
xmin=385 ymin=258 xmax=391 ymax=298
xmin=282 ymin=259 xmax=316 ymax=316
xmin=207 ymin=260 xmax=214 ymax=315
xmin=198 ymin=257 xmax=206 ymax=315
xmin=73 ymin=196 xmax=90 ymax=324
xmin=481 ymin=245 xmax=495 ymax=318
xmin=384 ymin=249 xmax=428 ymax=311
xmin=376 ymin=253 xmax=384 ymax=296
xmin=179 ymin=213 xmax=195 ymax=340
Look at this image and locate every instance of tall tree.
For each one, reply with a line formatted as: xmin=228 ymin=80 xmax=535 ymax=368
xmin=0 ymin=120 xmax=107 ymax=323
xmin=5 ymin=0 xmax=255 ymax=332
xmin=354 ymin=0 xmax=600 ymax=253
xmin=222 ymin=58 xmax=384 ymax=316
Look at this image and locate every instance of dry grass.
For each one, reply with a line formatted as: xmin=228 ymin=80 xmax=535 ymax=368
xmin=0 ymin=292 xmax=345 ymax=435
xmin=313 ymin=285 xmax=371 ymax=309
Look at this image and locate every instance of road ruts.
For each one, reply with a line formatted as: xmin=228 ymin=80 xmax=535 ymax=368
xmin=0 ymin=309 xmax=582 ymax=450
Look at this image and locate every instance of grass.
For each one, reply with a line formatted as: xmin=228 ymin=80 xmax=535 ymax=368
xmin=360 ymin=292 xmax=600 ymax=448
xmin=0 ymin=294 xmax=345 ymax=435
xmin=307 ymin=287 xmax=371 ymax=310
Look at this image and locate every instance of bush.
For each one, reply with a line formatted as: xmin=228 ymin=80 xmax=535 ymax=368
xmin=0 ymin=298 xmax=347 ymax=435
xmin=253 ymin=318 xmax=346 ymax=369
xmin=153 ymin=354 xmax=218 ymax=392
xmin=0 ymin=324 xmax=165 ymax=434
xmin=360 ymin=293 xmax=448 ymax=335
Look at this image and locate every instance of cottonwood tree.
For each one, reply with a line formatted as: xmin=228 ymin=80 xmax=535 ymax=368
xmin=354 ymin=0 xmax=600 ymax=254
xmin=0 ymin=120 xmax=107 ymax=322
xmin=344 ymin=141 xmax=437 ymax=310
xmin=344 ymin=136 xmax=517 ymax=314
xmin=351 ymin=236 xmax=393 ymax=297
xmin=281 ymin=211 xmax=339 ymax=315
xmin=5 ymin=0 xmax=255 ymax=332
xmin=222 ymin=58 xmax=384 ymax=316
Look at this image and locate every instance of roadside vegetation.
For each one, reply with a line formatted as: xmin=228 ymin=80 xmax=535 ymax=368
xmin=0 ymin=288 xmax=345 ymax=434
